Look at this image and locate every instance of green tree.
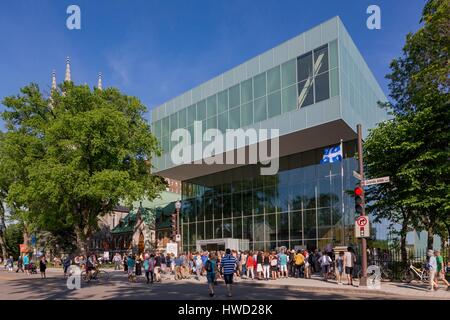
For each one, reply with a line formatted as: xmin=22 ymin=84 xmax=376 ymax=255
xmin=5 ymin=223 xmax=24 ymax=258
xmin=1 ymin=81 xmax=167 ymax=254
xmin=364 ymin=0 xmax=450 ymax=252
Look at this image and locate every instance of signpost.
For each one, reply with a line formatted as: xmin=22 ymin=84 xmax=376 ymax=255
xmin=355 ymin=216 xmax=370 ymax=238
xmin=361 ymin=176 xmax=390 ymax=186
xmin=353 ymin=170 xmax=362 ymax=180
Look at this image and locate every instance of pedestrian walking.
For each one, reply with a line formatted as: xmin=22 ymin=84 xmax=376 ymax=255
xmin=270 ymin=252 xmax=278 ymax=280
xmin=294 ymin=250 xmax=305 ymax=278
xmin=143 ymin=253 xmax=155 ymax=284
xmin=319 ymin=250 xmax=332 ymax=281
xmin=278 ymin=250 xmax=288 ymax=278
xmin=427 ymin=250 xmax=439 ymax=291
xmin=113 ymin=253 xmax=122 ymax=270
xmin=256 ymin=251 xmax=263 ymax=280
xmin=135 ymin=254 xmax=142 ymax=276
xmin=336 ymin=251 xmax=345 ymax=284
xmin=23 ymin=254 xmax=30 ymax=275
xmin=16 ymin=255 xmax=24 ymax=273
xmin=63 ymin=255 xmax=71 ymax=278
xmin=343 ymin=247 xmax=356 ymax=286
xmin=39 ymin=256 xmax=47 ymax=279
xmin=220 ymin=248 xmax=238 ymax=297
xmin=7 ymin=256 xmax=13 ymax=272
xmin=205 ymin=252 xmax=218 ymax=297
xmin=434 ymin=250 xmax=449 ymax=290
xmin=127 ymin=255 xmax=136 ymax=282
xmin=246 ymin=251 xmax=255 ymax=280
xmin=263 ymin=252 xmax=270 ymax=280
xmin=123 ymin=255 xmax=128 ymax=273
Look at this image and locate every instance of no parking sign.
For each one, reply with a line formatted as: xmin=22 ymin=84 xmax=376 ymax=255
xmin=355 ymin=216 xmax=370 ymax=238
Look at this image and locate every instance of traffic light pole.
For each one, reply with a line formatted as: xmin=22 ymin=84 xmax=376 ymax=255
xmin=357 ymin=124 xmax=368 ymax=287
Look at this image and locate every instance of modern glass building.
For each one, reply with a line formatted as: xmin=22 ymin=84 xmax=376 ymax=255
xmin=150 ymin=17 xmax=389 ymax=252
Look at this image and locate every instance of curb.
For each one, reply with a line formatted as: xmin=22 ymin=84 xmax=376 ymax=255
xmin=231 ymin=279 xmax=399 ymax=296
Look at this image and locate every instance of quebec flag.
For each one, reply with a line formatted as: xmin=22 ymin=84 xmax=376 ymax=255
xmin=320 ymin=145 xmax=343 ymax=164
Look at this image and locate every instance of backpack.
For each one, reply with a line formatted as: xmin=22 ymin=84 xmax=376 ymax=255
xmin=205 ymin=260 xmax=213 ymax=272
xmin=294 ymin=254 xmax=304 ymax=266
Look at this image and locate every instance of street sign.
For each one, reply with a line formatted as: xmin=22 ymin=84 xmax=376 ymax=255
xmin=166 ymin=242 xmax=178 ymax=257
xmin=355 ymin=216 xmax=370 ymax=238
xmin=361 ymin=176 xmax=390 ymax=186
xmin=353 ymin=170 xmax=362 ymax=180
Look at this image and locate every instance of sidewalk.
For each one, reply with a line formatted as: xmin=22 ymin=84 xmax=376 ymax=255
xmin=186 ymin=274 xmax=450 ymax=299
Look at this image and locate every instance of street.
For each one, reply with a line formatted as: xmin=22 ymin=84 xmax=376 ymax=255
xmin=0 ymin=268 xmax=443 ymax=300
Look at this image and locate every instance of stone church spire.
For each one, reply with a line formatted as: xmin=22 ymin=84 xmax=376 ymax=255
xmin=65 ymin=56 xmax=71 ymax=82
xmin=97 ymin=72 xmax=102 ymax=90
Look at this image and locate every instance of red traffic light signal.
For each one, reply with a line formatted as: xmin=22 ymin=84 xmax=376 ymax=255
xmin=354 ymin=186 xmax=364 ymax=215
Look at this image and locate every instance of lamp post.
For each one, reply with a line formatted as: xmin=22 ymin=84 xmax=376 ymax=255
xmin=175 ymin=200 xmax=181 ymax=255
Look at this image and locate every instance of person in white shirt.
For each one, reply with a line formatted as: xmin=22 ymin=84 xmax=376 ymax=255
xmin=427 ymin=250 xmax=438 ymax=291
xmin=343 ymin=247 xmax=356 ymax=286
xmin=319 ymin=250 xmax=332 ymax=281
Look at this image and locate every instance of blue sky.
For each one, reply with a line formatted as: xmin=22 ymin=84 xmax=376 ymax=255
xmin=0 ymin=0 xmax=425 ymax=131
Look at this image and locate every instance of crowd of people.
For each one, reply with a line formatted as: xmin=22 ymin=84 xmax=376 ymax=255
xmin=2 ymin=246 xmax=449 ymax=295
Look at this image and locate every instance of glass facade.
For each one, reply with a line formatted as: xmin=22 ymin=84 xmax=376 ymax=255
xmin=153 ymin=40 xmax=339 ymax=156
xmin=180 ymin=141 xmax=360 ymax=253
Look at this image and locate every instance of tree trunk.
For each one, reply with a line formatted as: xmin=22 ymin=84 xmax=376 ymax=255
xmin=0 ymin=232 xmax=7 ymax=261
xmin=0 ymin=203 xmax=7 ymax=260
xmin=74 ymin=226 xmax=89 ymax=255
xmin=427 ymin=227 xmax=434 ymax=250
xmin=400 ymin=223 xmax=408 ymax=266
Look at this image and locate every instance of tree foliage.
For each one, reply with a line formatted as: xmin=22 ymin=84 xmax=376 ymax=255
xmin=1 ymin=81 xmax=167 ymax=253
xmin=364 ymin=0 xmax=450 ymax=251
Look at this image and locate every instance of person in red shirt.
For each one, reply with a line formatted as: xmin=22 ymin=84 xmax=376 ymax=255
xmin=246 ymin=251 xmax=255 ymax=279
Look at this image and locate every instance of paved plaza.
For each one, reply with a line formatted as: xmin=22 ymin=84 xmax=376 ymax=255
xmin=0 ymin=268 xmax=448 ymax=300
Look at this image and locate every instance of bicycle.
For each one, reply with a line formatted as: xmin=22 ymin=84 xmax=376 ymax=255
xmin=400 ymin=261 xmax=429 ymax=284
xmin=81 ymin=265 xmax=110 ymax=283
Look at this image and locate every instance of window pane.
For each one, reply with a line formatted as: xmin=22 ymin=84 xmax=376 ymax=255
xmin=197 ymin=221 xmax=204 ymax=240
xmin=153 ymin=120 xmax=161 ymax=138
xmin=281 ymin=59 xmax=296 ymax=88
xmin=241 ymin=79 xmax=253 ymax=104
xmin=253 ymin=97 xmax=267 ymax=123
xmin=243 ymin=216 xmax=253 ymax=241
xmin=197 ymin=100 xmax=207 ymax=121
xmin=297 ymin=52 xmax=313 ymax=82
xmin=218 ymin=112 xmax=228 ymax=132
xmin=229 ymin=106 xmax=240 ymax=129
xmin=330 ymin=68 xmax=339 ymax=97
xmin=205 ymin=220 xmax=213 ymax=239
xmin=304 ymin=209 xmax=317 ymax=240
xmin=223 ymin=219 xmax=232 ymax=238
xmin=232 ymin=192 xmax=242 ymax=217
xmin=267 ymin=66 xmax=281 ymax=93
xmin=223 ymin=194 xmax=231 ymax=219
xmin=189 ymin=223 xmax=196 ymax=245
xmin=188 ymin=105 xmax=196 ymax=126
xmin=170 ymin=112 xmax=178 ymax=133
xmin=329 ymin=40 xmax=338 ymax=69
xmin=315 ymin=71 xmax=330 ymax=103
xmin=218 ymin=90 xmax=228 ymax=113
xmin=241 ymin=102 xmax=253 ymax=127
xmin=282 ymin=85 xmax=297 ymax=113
xmin=254 ymin=72 xmax=266 ymax=99
xmin=233 ymin=217 xmax=242 ymax=239
xmin=314 ymin=45 xmax=329 ymax=75
xmin=229 ymin=84 xmax=240 ymax=108
xmin=277 ymin=212 xmax=289 ymax=241
xmin=207 ymin=116 xmax=217 ymax=130
xmin=179 ymin=109 xmax=187 ymax=128
xmin=207 ymin=95 xmax=217 ymax=117
xmin=214 ymin=220 xmax=223 ymax=238
xmin=267 ymin=91 xmax=281 ymax=118
xmin=162 ymin=117 xmax=170 ymax=137
xmin=297 ymin=79 xmax=314 ymax=108
xmin=265 ymin=214 xmax=276 ymax=243
xmin=162 ymin=135 xmax=169 ymax=154
xmin=254 ymin=215 xmax=264 ymax=241
xmin=289 ymin=211 xmax=303 ymax=239
xmin=318 ymin=208 xmax=332 ymax=239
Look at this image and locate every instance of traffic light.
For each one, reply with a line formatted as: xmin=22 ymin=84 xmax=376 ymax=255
xmin=354 ymin=186 xmax=364 ymax=215
xmin=171 ymin=213 xmax=177 ymax=240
